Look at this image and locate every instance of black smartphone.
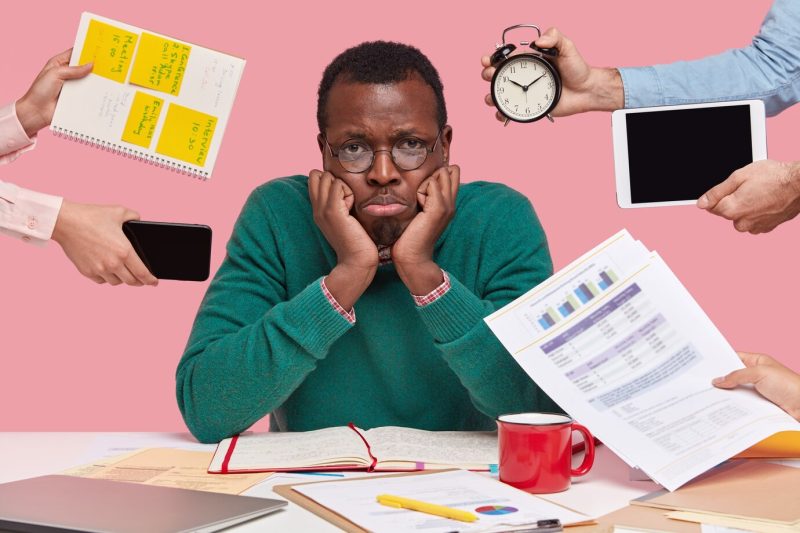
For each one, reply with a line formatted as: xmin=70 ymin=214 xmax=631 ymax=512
xmin=122 ymin=221 xmax=212 ymax=281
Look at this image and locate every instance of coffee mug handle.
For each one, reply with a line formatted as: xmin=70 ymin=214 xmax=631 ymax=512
xmin=570 ymin=423 xmax=595 ymax=477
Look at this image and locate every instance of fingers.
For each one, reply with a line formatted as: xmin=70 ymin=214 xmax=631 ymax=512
xmin=416 ymin=176 xmax=433 ymax=208
xmin=712 ymin=367 xmax=764 ymax=389
xmin=481 ymin=61 xmax=495 ymax=82
xmin=45 ymin=49 xmax=73 ymax=70
xmin=340 ymin=180 xmax=355 ymax=211
xmin=418 ymin=167 xmax=451 ymax=211
xmin=103 ymin=273 xmax=124 ymax=286
xmin=447 ymin=164 xmax=461 ymax=200
xmin=114 ymin=264 xmax=143 ymax=287
xmin=738 ymin=351 xmax=783 ymax=369
xmin=57 ymin=62 xmax=93 ymax=81
xmin=125 ymin=249 xmax=158 ymax=286
xmin=536 ymin=27 xmax=567 ymax=52
xmin=308 ymin=169 xmax=322 ymax=206
xmin=120 ymin=208 xmax=141 ymax=223
xmin=698 ymin=171 xmax=742 ymax=211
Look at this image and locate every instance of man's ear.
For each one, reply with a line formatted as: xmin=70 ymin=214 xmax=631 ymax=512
xmin=441 ymin=125 xmax=453 ymax=163
xmin=317 ymin=133 xmax=325 ymax=154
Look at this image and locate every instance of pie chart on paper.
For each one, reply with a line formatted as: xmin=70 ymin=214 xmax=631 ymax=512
xmin=474 ymin=505 xmax=519 ymax=515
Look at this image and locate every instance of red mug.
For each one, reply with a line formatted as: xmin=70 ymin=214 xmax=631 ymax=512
xmin=497 ymin=412 xmax=595 ymax=494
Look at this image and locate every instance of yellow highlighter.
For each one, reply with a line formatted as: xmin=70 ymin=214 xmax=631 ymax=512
xmin=376 ymin=493 xmax=478 ymax=523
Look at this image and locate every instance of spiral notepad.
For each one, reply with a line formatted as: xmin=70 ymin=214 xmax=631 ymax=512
xmin=51 ymin=12 xmax=246 ymax=180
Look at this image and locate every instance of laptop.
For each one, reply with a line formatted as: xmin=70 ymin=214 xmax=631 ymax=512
xmin=0 ymin=475 xmax=287 ymax=533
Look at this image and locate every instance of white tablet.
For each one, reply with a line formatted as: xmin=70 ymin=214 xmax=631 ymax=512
xmin=612 ymin=100 xmax=766 ymax=208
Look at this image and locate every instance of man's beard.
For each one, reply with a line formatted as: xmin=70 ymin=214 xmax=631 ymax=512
xmin=370 ymin=219 xmax=405 ymax=246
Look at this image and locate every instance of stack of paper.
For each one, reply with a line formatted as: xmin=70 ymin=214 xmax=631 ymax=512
xmin=633 ymin=461 xmax=800 ymax=532
xmin=485 ymin=230 xmax=800 ymax=490
xmin=62 ymin=448 xmax=271 ymax=495
xmin=286 ymin=470 xmax=593 ymax=532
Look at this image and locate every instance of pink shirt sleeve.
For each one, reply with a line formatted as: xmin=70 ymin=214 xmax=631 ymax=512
xmin=321 ymin=277 xmax=356 ymax=324
xmin=0 ymin=102 xmax=37 ymax=162
xmin=0 ymin=102 xmax=62 ymax=245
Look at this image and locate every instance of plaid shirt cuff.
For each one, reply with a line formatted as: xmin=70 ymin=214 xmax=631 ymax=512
xmin=412 ymin=270 xmax=451 ymax=307
xmin=321 ymin=277 xmax=356 ymax=324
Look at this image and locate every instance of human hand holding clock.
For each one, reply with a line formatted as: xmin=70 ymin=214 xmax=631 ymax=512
xmin=481 ymin=26 xmax=624 ymax=122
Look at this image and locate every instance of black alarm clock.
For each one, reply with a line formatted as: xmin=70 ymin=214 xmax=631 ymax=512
xmin=490 ymin=24 xmax=563 ymax=125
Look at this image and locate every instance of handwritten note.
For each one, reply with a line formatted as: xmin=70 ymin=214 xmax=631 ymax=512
xmin=122 ymin=91 xmax=164 ymax=148
xmin=79 ymin=19 xmax=138 ymax=82
xmin=130 ymin=33 xmax=191 ymax=96
xmin=155 ymin=103 xmax=217 ymax=167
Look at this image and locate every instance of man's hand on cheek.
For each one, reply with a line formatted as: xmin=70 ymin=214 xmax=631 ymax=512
xmin=392 ymin=165 xmax=460 ymax=295
xmin=309 ymin=169 xmax=378 ymax=271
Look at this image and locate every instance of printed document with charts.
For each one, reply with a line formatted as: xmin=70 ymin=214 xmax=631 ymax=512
xmin=485 ymin=229 xmax=800 ymax=491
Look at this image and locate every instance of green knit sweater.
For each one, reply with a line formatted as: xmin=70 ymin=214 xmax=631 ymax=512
xmin=176 ymin=175 xmax=561 ymax=443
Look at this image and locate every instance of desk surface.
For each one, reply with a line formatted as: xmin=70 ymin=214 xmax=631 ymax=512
xmin=0 ymin=432 xmax=658 ymax=531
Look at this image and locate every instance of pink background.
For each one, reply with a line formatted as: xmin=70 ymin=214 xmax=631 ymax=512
xmin=1 ymin=0 xmax=796 ymax=432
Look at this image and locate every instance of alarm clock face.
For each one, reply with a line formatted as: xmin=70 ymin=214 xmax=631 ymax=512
xmin=491 ymin=54 xmax=561 ymax=122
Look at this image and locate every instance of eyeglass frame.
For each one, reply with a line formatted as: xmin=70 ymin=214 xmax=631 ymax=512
xmin=322 ymin=129 xmax=444 ymax=174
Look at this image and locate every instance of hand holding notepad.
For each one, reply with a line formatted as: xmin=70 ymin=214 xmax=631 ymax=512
xmin=52 ymin=13 xmax=245 ymax=179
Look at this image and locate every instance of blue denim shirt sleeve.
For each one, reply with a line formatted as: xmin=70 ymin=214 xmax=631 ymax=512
xmin=618 ymin=0 xmax=800 ymax=116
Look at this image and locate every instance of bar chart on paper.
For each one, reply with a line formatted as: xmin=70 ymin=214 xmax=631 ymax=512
xmin=522 ymin=265 xmax=621 ymax=334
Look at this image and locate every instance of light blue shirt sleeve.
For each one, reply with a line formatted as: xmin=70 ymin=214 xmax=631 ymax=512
xmin=618 ymin=0 xmax=800 ymax=116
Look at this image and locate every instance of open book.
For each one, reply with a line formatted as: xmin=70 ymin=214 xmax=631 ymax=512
xmin=208 ymin=425 xmax=498 ymax=473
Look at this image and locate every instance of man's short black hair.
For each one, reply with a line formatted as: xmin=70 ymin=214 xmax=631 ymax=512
xmin=316 ymin=41 xmax=447 ymax=132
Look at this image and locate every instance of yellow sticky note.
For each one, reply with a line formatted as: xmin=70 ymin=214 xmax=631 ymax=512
xmin=121 ymin=91 xmax=164 ymax=148
xmin=156 ymin=104 xmax=218 ymax=167
xmin=79 ymin=19 xmax=139 ymax=83
xmin=130 ymin=32 xmax=191 ymax=96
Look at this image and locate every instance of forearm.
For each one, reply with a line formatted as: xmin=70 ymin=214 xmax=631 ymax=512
xmin=396 ymin=260 xmax=445 ymax=296
xmin=324 ymin=263 xmax=375 ymax=311
xmin=176 ymin=279 xmax=353 ymax=443
xmin=580 ymin=67 xmax=625 ymax=113
xmin=619 ymin=0 xmax=800 ymax=114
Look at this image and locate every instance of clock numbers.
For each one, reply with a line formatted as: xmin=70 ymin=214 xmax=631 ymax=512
xmin=493 ymin=55 xmax=560 ymax=122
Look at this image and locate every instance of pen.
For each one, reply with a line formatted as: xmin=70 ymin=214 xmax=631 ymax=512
xmin=376 ymin=494 xmax=478 ymax=523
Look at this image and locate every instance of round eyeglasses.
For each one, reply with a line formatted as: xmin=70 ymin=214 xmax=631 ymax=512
xmin=324 ymin=131 xmax=442 ymax=174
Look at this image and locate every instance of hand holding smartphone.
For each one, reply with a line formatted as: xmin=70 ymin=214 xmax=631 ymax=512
xmin=122 ymin=221 xmax=212 ymax=281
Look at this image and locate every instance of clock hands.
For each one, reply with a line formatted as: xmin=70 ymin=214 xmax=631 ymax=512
xmin=522 ymin=74 xmax=546 ymax=91
xmin=508 ymin=74 xmax=546 ymax=93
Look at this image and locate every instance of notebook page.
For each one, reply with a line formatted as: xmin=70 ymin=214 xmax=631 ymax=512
xmin=365 ymin=426 xmax=498 ymax=467
xmin=209 ymin=427 xmax=371 ymax=472
xmin=51 ymin=12 xmax=245 ymax=179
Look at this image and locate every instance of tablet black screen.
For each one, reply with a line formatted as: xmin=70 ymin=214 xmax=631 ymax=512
xmin=626 ymin=105 xmax=753 ymax=203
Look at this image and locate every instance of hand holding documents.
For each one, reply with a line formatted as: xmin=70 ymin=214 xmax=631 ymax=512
xmin=209 ymin=425 xmax=498 ymax=473
xmin=485 ymin=230 xmax=800 ymax=490
xmin=52 ymin=13 xmax=245 ymax=179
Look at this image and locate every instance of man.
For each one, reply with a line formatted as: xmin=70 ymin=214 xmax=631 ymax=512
xmin=177 ymin=41 xmax=560 ymax=444
xmin=480 ymin=0 xmax=800 ymax=234
xmin=2 ymin=49 xmax=157 ymax=286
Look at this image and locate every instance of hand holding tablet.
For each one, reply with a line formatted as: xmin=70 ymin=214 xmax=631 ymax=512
xmin=612 ymin=100 xmax=767 ymax=208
